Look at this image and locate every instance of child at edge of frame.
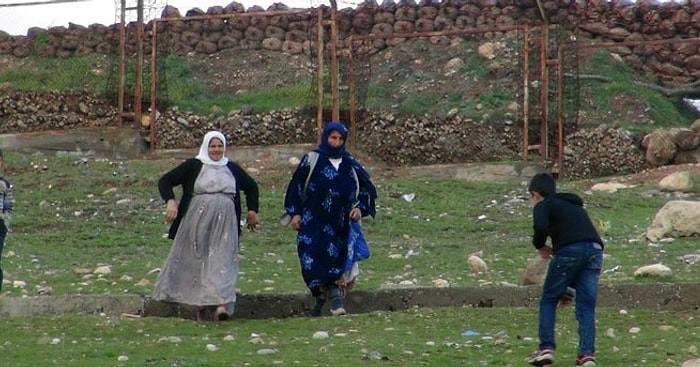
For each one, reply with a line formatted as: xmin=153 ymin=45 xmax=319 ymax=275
xmin=0 ymin=149 xmax=15 ymax=294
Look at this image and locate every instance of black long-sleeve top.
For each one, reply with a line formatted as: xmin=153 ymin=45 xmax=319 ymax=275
xmin=532 ymin=192 xmax=604 ymax=252
xmin=158 ymin=158 xmax=259 ymax=239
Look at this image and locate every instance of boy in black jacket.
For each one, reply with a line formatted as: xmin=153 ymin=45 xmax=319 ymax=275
xmin=526 ymin=173 xmax=603 ymax=367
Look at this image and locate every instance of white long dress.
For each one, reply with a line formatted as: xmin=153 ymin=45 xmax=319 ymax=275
xmin=153 ymin=164 xmax=239 ymax=315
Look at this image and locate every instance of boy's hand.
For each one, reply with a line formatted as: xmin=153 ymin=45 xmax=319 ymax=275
xmin=537 ymin=246 xmax=552 ymax=260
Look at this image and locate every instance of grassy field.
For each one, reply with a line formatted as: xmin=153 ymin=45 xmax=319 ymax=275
xmin=0 ymin=151 xmax=699 ymax=366
xmin=3 ymin=306 xmax=699 ymax=367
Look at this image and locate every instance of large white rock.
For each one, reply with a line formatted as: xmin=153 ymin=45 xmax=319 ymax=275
xmin=519 ymin=256 xmax=550 ymax=285
xmin=646 ymin=200 xmax=700 ymax=241
xmin=681 ymin=358 xmax=700 ymax=367
xmin=658 ymin=171 xmax=694 ymax=192
xmin=633 ymin=263 xmax=673 ymax=278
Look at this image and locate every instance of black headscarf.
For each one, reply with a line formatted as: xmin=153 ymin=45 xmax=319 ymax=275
xmin=317 ymin=121 xmax=348 ymax=159
xmin=315 ymin=122 xmax=378 ymax=217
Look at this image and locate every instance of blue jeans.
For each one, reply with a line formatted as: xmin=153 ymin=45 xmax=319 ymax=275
xmin=0 ymin=221 xmax=6 ymax=292
xmin=538 ymin=241 xmax=603 ymax=355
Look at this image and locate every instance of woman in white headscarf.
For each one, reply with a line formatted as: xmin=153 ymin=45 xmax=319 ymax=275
xmin=153 ymin=131 xmax=259 ymax=321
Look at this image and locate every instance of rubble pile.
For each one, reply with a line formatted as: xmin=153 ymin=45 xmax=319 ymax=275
xmin=563 ymin=125 xmax=649 ymax=179
xmin=0 ymin=90 xmax=119 ymax=132
xmin=2 ymin=91 xmax=694 ymax=180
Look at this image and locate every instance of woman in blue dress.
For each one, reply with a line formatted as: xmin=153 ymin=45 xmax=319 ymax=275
xmin=284 ymin=122 xmax=377 ymax=316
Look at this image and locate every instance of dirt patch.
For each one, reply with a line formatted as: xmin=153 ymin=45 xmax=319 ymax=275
xmin=3 ymin=283 xmax=700 ymax=319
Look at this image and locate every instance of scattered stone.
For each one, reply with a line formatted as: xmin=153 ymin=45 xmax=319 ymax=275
xmin=94 ymin=266 xmax=112 ymax=275
xmin=679 ymin=254 xmax=700 ymax=264
xmin=467 ymin=254 xmax=487 ymax=274
xmin=519 ymin=256 xmax=549 ymax=285
xmin=74 ymin=268 xmax=92 ymax=275
xmin=102 ymin=187 xmax=118 ymax=195
xmin=633 ymin=263 xmax=672 ymax=278
xmin=35 ymin=285 xmax=53 ymax=295
xmin=158 ymin=336 xmax=183 ymax=343
xmin=590 ymin=182 xmax=635 ymax=193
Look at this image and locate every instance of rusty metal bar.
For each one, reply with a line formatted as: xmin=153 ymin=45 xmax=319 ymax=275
xmin=539 ymin=26 xmax=548 ymax=159
xmin=316 ymin=8 xmax=324 ymax=144
xmin=522 ymin=25 xmax=530 ymax=161
xmin=118 ymin=0 xmax=127 ymax=126
xmin=329 ymin=0 xmax=339 ymax=122
xmin=149 ymin=19 xmax=158 ymax=151
xmin=347 ymin=40 xmax=356 ymax=149
xmin=133 ymin=0 xmax=144 ymax=131
xmin=556 ymin=46 xmax=564 ymax=178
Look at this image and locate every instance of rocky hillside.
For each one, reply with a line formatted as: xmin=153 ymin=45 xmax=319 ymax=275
xmin=0 ymin=40 xmax=695 ymax=179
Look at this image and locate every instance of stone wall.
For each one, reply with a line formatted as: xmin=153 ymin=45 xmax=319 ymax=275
xmin=1 ymin=0 xmax=700 ymax=83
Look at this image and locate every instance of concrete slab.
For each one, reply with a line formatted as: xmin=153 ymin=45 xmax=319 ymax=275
xmin=0 ymin=127 xmax=147 ymax=160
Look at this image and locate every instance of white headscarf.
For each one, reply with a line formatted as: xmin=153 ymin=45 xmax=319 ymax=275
xmin=195 ymin=131 xmax=229 ymax=166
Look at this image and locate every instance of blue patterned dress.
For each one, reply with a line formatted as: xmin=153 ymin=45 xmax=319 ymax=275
xmin=284 ymin=152 xmax=374 ymax=296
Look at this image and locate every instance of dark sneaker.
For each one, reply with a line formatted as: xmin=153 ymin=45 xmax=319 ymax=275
xmin=216 ymin=305 xmax=230 ymax=321
xmin=330 ymin=297 xmax=347 ymax=316
xmin=576 ymin=353 xmax=596 ymax=367
xmin=309 ymin=297 xmax=325 ymax=317
xmin=527 ymin=348 xmax=554 ymax=366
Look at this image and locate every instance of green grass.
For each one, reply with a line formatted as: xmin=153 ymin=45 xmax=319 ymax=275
xmin=162 ymin=53 xmax=318 ymax=114
xmin=170 ymin=84 xmax=318 ymax=116
xmin=1 ymin=307 xmax=698 ymax=366
xmin=0 ymin=54 xmax=107 ymax=92
xmin=1 ymin=152 xmax=700 ymax=365
xmin=3 ymin=152 xmax=698 ymax=298
xmin=574 ymin=51 xmax=697 ymax=130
